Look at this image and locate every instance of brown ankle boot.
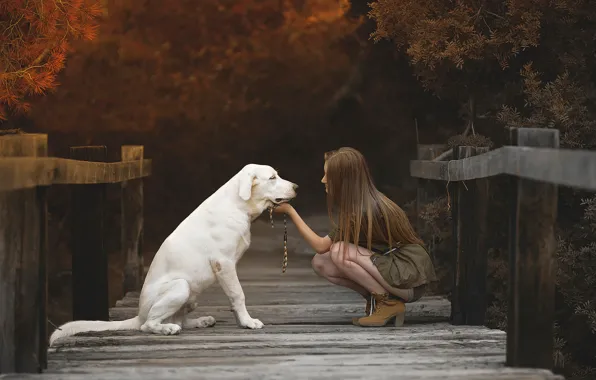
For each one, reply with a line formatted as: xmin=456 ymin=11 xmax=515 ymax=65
xmin=351 ymin=295 xmax=372 ymax=326
xmin=356 ymin=293 xmax=406 ymax=327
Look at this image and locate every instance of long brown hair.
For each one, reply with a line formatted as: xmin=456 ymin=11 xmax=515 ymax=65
xmin=324 ymin=147 xmax=424 ymax=255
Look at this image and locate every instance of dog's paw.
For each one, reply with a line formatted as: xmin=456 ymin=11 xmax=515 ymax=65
xmin=159 ymin=323 xmax=182 ymax=335
xmin=184 ymin=316 xmax=216 ymax=328
xmin=198 ymin=316 xmax=217 ymax=327
xmin=239 ymin=317 xmax=264 ymax=329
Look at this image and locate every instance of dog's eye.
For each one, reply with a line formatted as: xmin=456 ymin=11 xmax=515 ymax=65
xmin=269 ymin=175 xmax=276 ymax=180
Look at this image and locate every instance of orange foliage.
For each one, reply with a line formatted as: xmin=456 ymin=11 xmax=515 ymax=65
xmin=0 ymin=0 xmax=103 ymax=120
xmin=369 ymin=0 xmax=544 ymax=71
xmin=367 ymin=0 xmax=594 ymax=118
xmin=29 ymin=0 xmax=361 ymax=134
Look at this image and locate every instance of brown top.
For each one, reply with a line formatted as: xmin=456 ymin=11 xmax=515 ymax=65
xmin=327 ymin=226 xmax=393 ymax=254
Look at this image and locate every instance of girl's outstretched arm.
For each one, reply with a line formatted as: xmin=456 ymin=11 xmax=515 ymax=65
xmin=275 ymin=204 xmax=332 ymax=254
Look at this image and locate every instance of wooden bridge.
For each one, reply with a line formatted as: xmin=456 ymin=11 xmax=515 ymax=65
xmin=0 ymin=127 xmax=589 ymax=378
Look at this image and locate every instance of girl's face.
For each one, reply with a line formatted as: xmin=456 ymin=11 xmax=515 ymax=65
xmin=321 ymin=162 xmax=328 ymax=193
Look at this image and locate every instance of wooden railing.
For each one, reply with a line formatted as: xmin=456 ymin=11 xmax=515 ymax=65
xmin=0 ymin=133 xmax=151 ymax=374
xmin=410 ymin=127 xmax=596 ymax=371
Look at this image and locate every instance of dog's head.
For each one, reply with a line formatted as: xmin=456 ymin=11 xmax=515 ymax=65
xmin=237 ymin=164 xmax=297 ymax=207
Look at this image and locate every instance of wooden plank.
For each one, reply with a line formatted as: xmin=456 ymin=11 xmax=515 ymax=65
xmin=44 ymin=352 xmax=509 ymax=368
xmin=0 ymin=134 xmax=47 ymax=157
xmin=410 ymin=148 xmax=503 ymax=181
xmin=0 ymin=157 xmax=152 ymax=191
xmin=121 ymin=146 xmax=145 ymax=294
xmin=54 ymin=323 xmax=505 ymax=346
xmin=108 ymin=298 xmax=452 ymax=324
xmin=48 ymin=337 xmax=506 ymax=361
xmin=450 ymin=146 xmax=473 ymax=325
xmin=70 ymin=147 xmax=109 ymax=321
xmin=115 ymin=292 xmax=445 ymax=308
xmin=115 ymin=287 xmax=370 ymax=307
xmin=54 ymin=157 xmax=151 ymax=185
xmin=0 ymin=366 xmax=563 ymax=380
xmin=409 ymin=136 xmax=596 ymax=190
xmin=506 ymin=128 xmax=558 ymax=369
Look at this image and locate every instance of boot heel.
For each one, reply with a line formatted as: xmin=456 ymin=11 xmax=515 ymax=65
xmin=394 ymin=312 xmax=405 ymax=327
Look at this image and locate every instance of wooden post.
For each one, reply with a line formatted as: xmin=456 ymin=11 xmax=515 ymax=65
xmin=450 ymin=146 xmax=473 ymax=325
xmin=0 ymin=133 xmax=48 ymax=373
xmin=121 ymin=146 xmax=145 ymax=294
xmin=70 ymin=146 xmax=109 ymax=321
xmin=457 ymin=146 xmax=490 ymax=325
xmin=507 ymin=128 xmax=559 ymax=369
xmin=0 ymin=168 xmax=18 ymax=374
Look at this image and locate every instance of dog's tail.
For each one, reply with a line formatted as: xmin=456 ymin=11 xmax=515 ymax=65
xmin=49 ymin=316 xmax=142 ymax=346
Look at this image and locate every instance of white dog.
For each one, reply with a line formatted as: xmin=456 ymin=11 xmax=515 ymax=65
xmin=49 ymin=164 xmax=297 ymax=346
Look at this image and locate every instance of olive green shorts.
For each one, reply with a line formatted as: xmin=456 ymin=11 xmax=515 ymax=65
xmin=370 ymin=244 xmax=437 ymax=298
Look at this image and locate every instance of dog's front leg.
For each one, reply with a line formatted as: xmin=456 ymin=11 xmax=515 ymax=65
xmin=211 ymin=259 xmax=263 ymax=329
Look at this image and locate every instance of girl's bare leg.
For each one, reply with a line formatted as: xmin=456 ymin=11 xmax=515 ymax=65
xmin=328 ymin=243 xmax=386 ymax=294
xmin=330 ymin=243 xmax=415 ymax=301
xmin=311 ymin=252 xmax=369 ymax=297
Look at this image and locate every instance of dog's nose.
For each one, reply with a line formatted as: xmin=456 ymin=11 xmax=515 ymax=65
xmin=292 ymin=183 xmax=299 ymax=190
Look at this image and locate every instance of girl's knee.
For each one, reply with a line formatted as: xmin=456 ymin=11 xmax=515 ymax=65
xmin=329 ymin=242 xmax=354 ymax=265
xmin=329 ymin=242 xmax=345 ymax=254
xmin=311 ymin=253 xmax=328 ymax=275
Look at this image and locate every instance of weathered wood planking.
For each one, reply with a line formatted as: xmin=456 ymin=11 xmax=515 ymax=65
xmin=44 ymin=285 xmax=560 ymax=380
xmin=0 ymin=191 xmax=18 ymax=372
xmin=1 ymin=362 xmax=565 ymax=380
xmin=507 ymin=128 xmax=558 ymax=369
xmin=0 ymin=157 xmax=152 ymax=191
xmin=114 ymin=290 xmax=445 ymax=307
xmin=0 ymin=134 xmax=47 ymax=157
xmin=450 ymin=146 xmax=490 ymax=326
xmin=0 ymin=133 xmax=48 ymax=373
xmin=108 ymin=299 xmax=451 ymax=325
xmin=4 ymin=213 xmax=563 ymax=379
xmin=410 ymin=133 xmax=596 ymax=190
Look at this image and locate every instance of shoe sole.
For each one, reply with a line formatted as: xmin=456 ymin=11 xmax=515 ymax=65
xmin=355 ymin=313 xmax=405 ymax=327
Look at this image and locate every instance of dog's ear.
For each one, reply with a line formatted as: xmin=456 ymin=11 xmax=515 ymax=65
xmin=238 ymin=168 xmax=256 ymax=201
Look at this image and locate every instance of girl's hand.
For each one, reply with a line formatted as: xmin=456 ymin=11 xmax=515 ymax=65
xmin=272 ymin=202 xmax=294 ymax=215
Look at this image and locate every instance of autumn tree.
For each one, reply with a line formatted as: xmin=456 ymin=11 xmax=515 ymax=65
xmin=368 ymin=0 xmax=596 ymax=138
xmin=0 ymin=0 xmax=103 ymax=120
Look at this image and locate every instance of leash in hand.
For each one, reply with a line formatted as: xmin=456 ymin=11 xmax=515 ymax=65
xmin=269 ymin=206 xmax=288 ymax=273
